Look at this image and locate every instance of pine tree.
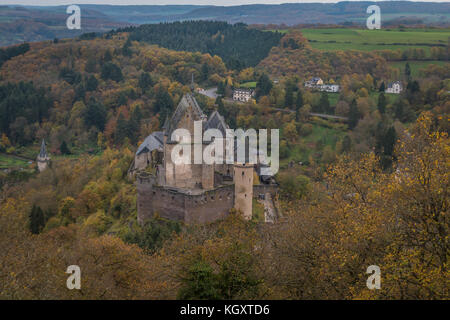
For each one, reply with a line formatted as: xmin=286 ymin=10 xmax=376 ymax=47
xmin=348 ymin=99 xmax=360 ymax=130
xmin=115 ymin=113 xmax=128 ymax=145
xmin=60 ymin=141 xmax=71 ymax=155
xmin=256 ymin=73 xmax=272 ymax=99
xmin=377 ymin=92 xmax=387 ymax=114
xmin=379 ymin=82 xmax=385 ymax=92
xmin=404 ymin=62 xmax=411 ymax=80
xmin=138 ymin=72 xmax=153 ymax=91
xmin=29 ymin=205 xmax=45 ymax=234
xmin=284 ymin=86 xmax=294 ymax=108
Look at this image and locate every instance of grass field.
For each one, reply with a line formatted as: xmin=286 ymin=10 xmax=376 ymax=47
xmin=240 ymin=81 xmax=257 ymax=88
xmin=296 ymin=28 xmax=449 ymax=54
xmin=0 ymin=154 xmax=30 ymax=169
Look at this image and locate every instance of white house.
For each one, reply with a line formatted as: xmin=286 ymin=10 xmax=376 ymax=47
xmin=233 ymin=88 xmax=254 ymax=102
xmin=321 ymin=84 xmax=340 ymax=93
xmin=304 ymin=77 xmax=324 ymax=88
xmin=385 ymin=81 xmax=403 ymax=94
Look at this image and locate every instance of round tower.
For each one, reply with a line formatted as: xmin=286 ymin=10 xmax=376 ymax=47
xmin=233 ymin=163 xmax=254 ymax=220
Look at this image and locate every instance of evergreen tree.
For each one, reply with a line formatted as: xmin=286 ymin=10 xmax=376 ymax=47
xmin=128 ymin=106 xmax=142 ymax=144
xmin=348 ymin=99 xmax=360 ymax=130
xmin=115 ymin=113 xmax=128 ymax=145
xmin=121 ymin=38 xmax=132 ymax=57
xmin=29 ymin=205 xmax=45 ymax=234
xmin=84 ymin=98 xmax=106 ymax=131
xmin=138 ymin=72 xmax=153 ymax=91
xmin=101 ymin=62 xmax=123 ymax=82
xmin=60 ymin=141 xmax=71 ymax=155
xmin=377 ymin=92 xmax=387 ymax=114
xmin=154 ymin=89 xmax=174 ymax=118
xmin=379 ymin=82 xmax=385 ymax=92
xmin=341 ymin=135 xmax=352 ymax=153
xmin=201 ymin=63 xmax=209 ymax=82
xmin=85 ymin=75 xmax=98 ymax=91
xmin=404 ymin=62 xmax=411 ymax=80
xmin=317 ymin=92 xmax=331 ymax=114
xmin=284 ymin=86 xmax=294 ymax=108
xmin=256 ymin=73 xmax=272 ymax=99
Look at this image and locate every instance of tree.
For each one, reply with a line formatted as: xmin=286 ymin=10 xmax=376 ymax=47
xmin=60 ymin=141 xmax=71 ymax=155
xmin=177 ymin=258 xmax=221 ymax=300
xmin=154 ymin=89 xmax=174 ymax=118
xmin=29 ymin=205 xmax=45 ymax=234
xmin=377 ymin=92 xmax=387 ymax=114
xmin=295 ymin=91 xmax=303 ymax=120
xmin=115 ymin=113 xmax=128 ymax=145
xmin=316 ymin=92 xmax=331 ymax=114
xmin=85 ymin=75 xmax=98 ymax=91
xmin=348 ymin=99 xmax=360 ymax=130
xmin=255 ymin=73 xmax=272 ymax=99
xmin=138 ymin=72 xmax=153 ymax=91
xmin=404 ymin=62 xmax=411 ymax=80
xmin=84 ymin=98 xmax=106 ymax=131
xmin=379 ymin=81 xmax=385 ymax=92
xmin=101 ymin=62 xmax=123 ymax=82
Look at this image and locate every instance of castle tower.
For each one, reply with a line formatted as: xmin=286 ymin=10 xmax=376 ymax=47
xmin=233 ymin=163 xmax=254 ymax=220
xmin=36 ymin=139 xmax=50 ymax=172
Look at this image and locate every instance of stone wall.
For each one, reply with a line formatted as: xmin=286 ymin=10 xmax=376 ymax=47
xmin=184 ymin=185 xmax=234 ymax=224
xmin=137 ymin=175 xmax=234 ymax=225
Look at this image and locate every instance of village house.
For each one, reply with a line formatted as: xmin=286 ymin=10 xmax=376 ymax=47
xmin=304 ymin=77 xmax=340 ymax=93
xmin=385 ymin=81 xmax=403 ymax=94
xmin=232 ymin=88 xmax=254 ymax=102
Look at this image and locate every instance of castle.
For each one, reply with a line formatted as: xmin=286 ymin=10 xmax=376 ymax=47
xmin=134 ymin=93 xmax=279 ymax=225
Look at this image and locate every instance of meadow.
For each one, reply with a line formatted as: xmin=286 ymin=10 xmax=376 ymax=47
xmin=299 ymin=28 xmax=449 ymax=54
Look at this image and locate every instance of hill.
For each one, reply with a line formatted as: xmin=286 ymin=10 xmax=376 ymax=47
xmin=0 ymin=2 xmax=449 ymax=47
xmin=121 ymin=21 xmax=283 ymax=70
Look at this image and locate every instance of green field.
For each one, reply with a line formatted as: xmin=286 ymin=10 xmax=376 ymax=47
xmin=240 ymin=81 xmax=257 ymax=88
xmin=299 ymin=28 xmax=449 ymax=54
xmin=0 ymin=154 xmax=30 ymax=169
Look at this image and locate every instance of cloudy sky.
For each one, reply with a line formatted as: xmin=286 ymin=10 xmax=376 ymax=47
xmin=1 ymin=0 xmax=449 ymax=6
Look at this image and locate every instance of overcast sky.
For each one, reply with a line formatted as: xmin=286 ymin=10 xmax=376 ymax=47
xmin=1 ymin=0 xmax=449 ymax=6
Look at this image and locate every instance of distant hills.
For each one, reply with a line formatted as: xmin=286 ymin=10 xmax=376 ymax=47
xmin=0 ymin=1 xmax=449 ymax=47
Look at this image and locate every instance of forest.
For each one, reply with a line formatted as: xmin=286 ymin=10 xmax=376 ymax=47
xmin=118 ymin=21 xmax=283 ymax=70
xmin=0 ymin=20 xmax=448 ymax=300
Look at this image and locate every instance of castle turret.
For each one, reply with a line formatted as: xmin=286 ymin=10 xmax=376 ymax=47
xmin=36 ymin=139 xmax=50 ymax=172
xmin=233 ymin=163 xmax=254 ymax=220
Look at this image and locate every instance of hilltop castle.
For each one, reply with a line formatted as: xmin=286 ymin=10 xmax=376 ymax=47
xmin=134 ymin=93 xmax=279 ymax=225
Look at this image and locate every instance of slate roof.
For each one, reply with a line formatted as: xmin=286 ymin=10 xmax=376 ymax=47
xmin=136 ymin=131 xmax=164 ymax=155
xmin=165 ymin=93 xmax=205 ymax=141
xmin=38 ymin=139 xmax=48 ymax=159
xmin=205 ymin=110 xmax=229 ymax=137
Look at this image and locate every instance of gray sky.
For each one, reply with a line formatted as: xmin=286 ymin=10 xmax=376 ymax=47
xmin=1 ymin=0 xmax=449 ymax=6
